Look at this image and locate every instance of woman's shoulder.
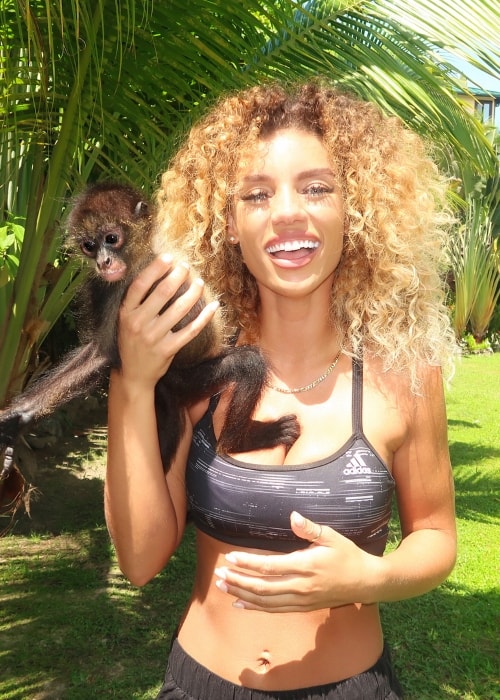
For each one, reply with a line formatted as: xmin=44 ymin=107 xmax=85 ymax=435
xmin=363 ymin=352 xmax=444 ymax=389
xmin=362 ymin=353 xmax=446 ymax=425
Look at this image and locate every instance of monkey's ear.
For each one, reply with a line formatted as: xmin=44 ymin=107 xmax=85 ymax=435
xmin=134 ymin=201 xmax=149 ymax=217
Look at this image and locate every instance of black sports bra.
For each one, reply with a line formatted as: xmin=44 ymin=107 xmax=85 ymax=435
xmin=186 ymin=359 xmax=395 ymax=554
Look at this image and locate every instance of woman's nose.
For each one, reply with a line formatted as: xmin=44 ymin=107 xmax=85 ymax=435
xmin=271 ymin=187 xmax=306 ymax=224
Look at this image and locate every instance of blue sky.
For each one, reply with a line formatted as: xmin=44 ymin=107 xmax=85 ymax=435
xmin=451 ymin=58 xmax=500 ymax=91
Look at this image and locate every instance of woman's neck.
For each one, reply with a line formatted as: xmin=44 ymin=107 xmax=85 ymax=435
xmin=254 ymin=285 xmax=340 ymax=364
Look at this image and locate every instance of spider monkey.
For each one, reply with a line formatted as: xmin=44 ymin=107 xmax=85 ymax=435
xmin=0 ymin=182 xmax=300 ymax=481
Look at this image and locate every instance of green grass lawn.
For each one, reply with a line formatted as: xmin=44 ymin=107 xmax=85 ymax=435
xmin=381 ymin=353 xmax=500 ymax=700
xmin=0 ymin=354 xmax=499 ymax=699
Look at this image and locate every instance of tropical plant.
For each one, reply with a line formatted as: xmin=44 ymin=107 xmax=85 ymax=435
xmin=449 ymin=126 xmax=500 ymax=340
xmin=450 ymin=197 xmax=500 ymax=340
xmin=0 ymin=0 xmax=499 ymax=415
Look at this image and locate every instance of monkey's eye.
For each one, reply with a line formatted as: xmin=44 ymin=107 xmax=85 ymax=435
xmin=81 ymin=240 xmax=97 ymax=256
xmin=104 ymin=232 xmax=122 ymax=247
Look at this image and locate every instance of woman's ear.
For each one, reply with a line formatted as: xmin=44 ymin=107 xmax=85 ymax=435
xmin=227 ymin=214 xmax=239 ymax=244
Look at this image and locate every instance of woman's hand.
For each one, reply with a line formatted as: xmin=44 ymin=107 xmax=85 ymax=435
xmin=117 ymin=254 xmax=219 ymax=390
xmin=214 ymin=511 xmax=379 ymax=612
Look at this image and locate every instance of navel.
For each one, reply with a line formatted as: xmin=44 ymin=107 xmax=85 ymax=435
xmin=255 ymin=650 xmax=272 ymax=673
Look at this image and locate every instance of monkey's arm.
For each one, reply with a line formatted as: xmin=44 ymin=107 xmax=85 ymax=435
xmin=0 ymin=342 xmax=108 ymax=478
xmin=162 ymin=346 xmax=300 ymax=462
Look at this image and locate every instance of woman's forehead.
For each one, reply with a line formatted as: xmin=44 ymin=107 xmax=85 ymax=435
xmin=234 ymin=128 xmax=330 ymax=175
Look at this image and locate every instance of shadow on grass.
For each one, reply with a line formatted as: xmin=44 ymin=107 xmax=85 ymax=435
xmin=451 ymin=460 xmax=500 ymax=526
xmin=0 ymin=525 xmax=195 ymax=700
xmin=448 ymin=419 xmax=482 ymax=429
xmin=1 ymin=395 xmax=498 ymax=699
xmin=0 ymin=394 xmax=197 ymax=699
xmin=3 ymin=394 xmax=108 ymax=537
xmin=382 ymin=581 xmax=499 ymax=700
xmin=11 ymin=467 xmax=105 ymax=537
xmin=449 ymin=441 xmax=500 ymax=470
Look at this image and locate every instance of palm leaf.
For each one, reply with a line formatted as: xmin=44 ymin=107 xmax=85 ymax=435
xmin=0 ymin=0 xmax=498 ymax=405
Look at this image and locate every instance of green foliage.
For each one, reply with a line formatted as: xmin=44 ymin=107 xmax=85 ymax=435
xmin=0 ymin=216 xmax=24 ymax=286
xmin=450 ymin=196 xmax=500 ymax=341
xmin=449 ymin=128 xmax=500 ymax=341
xmin=1 ymin=0 xmax=499 ymax=410
xmin=461 ymin=332 xmax=492 ymax=353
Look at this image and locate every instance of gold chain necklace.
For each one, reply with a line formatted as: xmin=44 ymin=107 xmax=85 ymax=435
xmin=268 ymin=348 xmax=343 ymax=394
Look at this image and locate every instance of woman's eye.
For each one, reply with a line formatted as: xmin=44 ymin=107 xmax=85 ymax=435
xmin=304 ymin=184 xmax=333 ymax=197
xmin=241 ymin=190 xmax=269 ymax=203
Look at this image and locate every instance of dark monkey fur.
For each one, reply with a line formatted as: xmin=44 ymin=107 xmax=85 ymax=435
xmin=0 ymin=183 xmax=300 ymax=481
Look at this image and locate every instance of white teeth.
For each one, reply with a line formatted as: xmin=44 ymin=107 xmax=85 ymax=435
xmin=266 ymin=240 xmax=319 ymax=254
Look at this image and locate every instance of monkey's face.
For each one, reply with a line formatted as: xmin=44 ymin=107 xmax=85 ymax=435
xmin=80 ymin=225 xmax=128 ymax=282
xmin=67 ymin=183 xmax=151 ymax=283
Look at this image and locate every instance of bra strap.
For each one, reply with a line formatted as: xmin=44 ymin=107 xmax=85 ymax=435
xmin=352 ymin=357 xmax=363 ymax=435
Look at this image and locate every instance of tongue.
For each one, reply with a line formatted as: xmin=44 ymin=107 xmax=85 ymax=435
xmin=272 ymin=248 xmax=310 ymax=260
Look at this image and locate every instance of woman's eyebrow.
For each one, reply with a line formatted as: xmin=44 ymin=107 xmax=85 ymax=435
xmin=239 ymin=168 xmax=335 ymax=183
xmin=298 ymin=168 xmax=336 ymax=179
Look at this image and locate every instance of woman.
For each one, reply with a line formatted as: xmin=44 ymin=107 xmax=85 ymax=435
xmin=105 ymin=81 xmax=457 ymax=699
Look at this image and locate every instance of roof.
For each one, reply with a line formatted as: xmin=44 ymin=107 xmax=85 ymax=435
xmin=455 ymin=86 xmax=500 ymax=102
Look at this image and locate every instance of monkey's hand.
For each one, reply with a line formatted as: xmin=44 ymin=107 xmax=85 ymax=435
xmin=0 ymin=412 xmax=24 ymax=480
xmin=0 ymin=446 xmax=15 ymax=481
xmin=218 ymin=415 xmax=301 ymax=455
xmin=118 ymin=255 xmax=218 ymax=390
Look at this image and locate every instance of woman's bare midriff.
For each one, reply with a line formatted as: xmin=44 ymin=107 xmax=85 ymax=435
xmin=177 ymin=531 xmax=384 ymax=691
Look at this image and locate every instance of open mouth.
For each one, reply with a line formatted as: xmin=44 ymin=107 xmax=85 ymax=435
xmin=266 ymin=239 xmax=319 ymax=261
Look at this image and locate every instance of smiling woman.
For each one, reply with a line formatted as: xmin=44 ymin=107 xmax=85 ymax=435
xmin=157 ymin=82 xmax=455 ymax=381
xmin=105 ymin=79 xmax=458 ymax=700
xmin=227 ymin=129 xmax=344 ymax=295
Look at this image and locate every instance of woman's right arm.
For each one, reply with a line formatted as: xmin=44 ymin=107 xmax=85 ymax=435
xmin=104 ymin=255 xmax=218 ymax=586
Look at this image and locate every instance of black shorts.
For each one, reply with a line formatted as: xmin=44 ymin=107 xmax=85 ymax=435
xmin=156 ymin=638 xmax=404 ymax=700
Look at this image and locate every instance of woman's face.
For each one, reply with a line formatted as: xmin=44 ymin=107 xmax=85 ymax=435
xmin=228 ymin=128 xmax=344 ymax=300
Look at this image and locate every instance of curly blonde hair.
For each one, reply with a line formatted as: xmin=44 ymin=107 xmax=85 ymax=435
xmin=155 ymin=79 xmax=457 ymax=387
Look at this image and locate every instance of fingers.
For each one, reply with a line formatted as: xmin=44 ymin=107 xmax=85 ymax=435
xmin=214 ymin=566 xmax=314 ymax=613
xmin=165 ymin=290 xmax=219 ymax=358
xmin=121 ymin=254 xmax=217 ymax=340
xmin=213 ymin=545 xmax=319 ymax=609
xmin=117 ymin=255 xmax=219 ymax=385
xmin=121 ymin=254 xmax=172 ymax=310
xmin=290 ymin=511 xmax=325 ymax=544
xmin=211 ymin=514 xmax=348 ymax=612
xmin=218 ymin=585 xmax=309 ymax=613
xmin=122 ymin=254 xmax=187 ymax=317
xmin=212 ymin=516 xmax=370 ymax=613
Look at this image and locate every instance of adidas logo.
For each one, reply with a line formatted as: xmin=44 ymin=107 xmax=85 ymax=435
xmin=343 ymin=452 xmax=372 ymax=476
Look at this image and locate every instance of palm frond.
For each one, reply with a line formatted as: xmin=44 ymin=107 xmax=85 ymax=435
xmin=1 ymin=0 xmax=499 ymax=404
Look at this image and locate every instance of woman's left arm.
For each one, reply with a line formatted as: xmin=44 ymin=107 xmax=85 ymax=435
xmin=213 ymin=365 xmax=456 ymax=611
xmin=365 ymin=363 xmax=456 ymax=602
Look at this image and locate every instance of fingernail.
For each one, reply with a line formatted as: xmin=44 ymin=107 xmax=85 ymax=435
xmin=215 ymin=579 xmax=228 ymax=593
xmin=291 ymin=511 xmax=304 ymax=527
xmin=225 ymin=552 xmax=237 ymax=564
xmin=214 ymin=567 xmax=227 ymax=579
xmin=160 ymin=253 xmax=173 ymax=263
xmin=194 ymin=277 xmax=205 ymax=287
xmin=232 ymin=601 xmax=245 ymax=609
